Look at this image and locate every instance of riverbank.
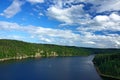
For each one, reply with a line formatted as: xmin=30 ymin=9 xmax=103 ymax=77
xmin=0 ymin=53 xmax=59 ymax=62
xmin=0 ymin=55 xmax=35 ymax=61
xmin=93 ymin=53 xmax=120 ymax=80
xmin=94 ymin=62 xmax=120 ymax=80
xmin=0 ymin=55 xmax=89 ymax=62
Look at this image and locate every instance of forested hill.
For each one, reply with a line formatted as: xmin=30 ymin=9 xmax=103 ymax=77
xmin=0 ymin=39 xmax=120 ymax=60
xmin=0 ymin=39 xmax=92 ymax=59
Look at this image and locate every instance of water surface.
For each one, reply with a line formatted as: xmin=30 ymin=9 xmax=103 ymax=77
xmin=0 ymin=55 xmax=102 ymax=80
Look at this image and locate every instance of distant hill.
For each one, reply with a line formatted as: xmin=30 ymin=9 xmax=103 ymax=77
xmin=0 ymin=39 xmax=120 ymax=61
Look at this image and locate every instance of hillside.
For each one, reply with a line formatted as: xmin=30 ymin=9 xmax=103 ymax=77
xmin=0 ymin=39 xmax=93 ymax=60
xmin=0 ymin=39 xmax=120 ymax=60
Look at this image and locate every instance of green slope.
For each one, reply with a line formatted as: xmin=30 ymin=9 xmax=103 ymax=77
xmin=0 ymin=39 xmax=92 ymax=59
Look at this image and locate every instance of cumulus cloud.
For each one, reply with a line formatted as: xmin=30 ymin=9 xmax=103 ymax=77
xmin=94 ymin=0 xmax=120 ymax=13
xmin=94 ymin=15 xmax=110 ymax=22
xmin=0 ymin=0 xmax=120 ymax=48
xmin=109 ymin=13 xmax=120 ymax=21
xmin=0 ymin=21 xmax=20 ymax=30
xmin=0 ymin=35 xmax=24 ymax=40
xmin=0 ymin=0 xmax=24 ymax=18
xmin=47 ymin=0 xmax=120 ymax=38
xmin=0 ymin=21 xmax=81 ymax=46
xmin=27 ymin=0 xmax=44 ymax=4
xmin=47 ymin=1 xmax=90 ymax=26
xmin=76 ymin=12 xmax=120 ymax=48
xmin=77 ymin=13 xmax=120 ymax=32
xmin=75 ymin=0 xmax=120 ymax=12
xmin=0 ymin=0 xmax=44 ymax=18
xmin=0 ymin=21 xmax=120 ymax=48
xmin=47 ymin=0 xmax=120 ymax=25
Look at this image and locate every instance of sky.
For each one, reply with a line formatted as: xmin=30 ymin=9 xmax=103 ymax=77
xmin=0 ymin=0 xmax=120 ymax=48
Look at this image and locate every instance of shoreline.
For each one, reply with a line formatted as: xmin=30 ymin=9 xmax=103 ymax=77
xmin=0 ymin=54 xmax=90 ymax=62
xmin=0 ymin=55 xmax=36 ymax=61
xmin=93 ymin=62 xmax=120 ymax=80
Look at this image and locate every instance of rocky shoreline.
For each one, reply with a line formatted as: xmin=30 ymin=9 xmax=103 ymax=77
xmin=0 ymin=51 xmax=59 ymax=62
xmin=0 ymin=55 xmax=34 ymax=61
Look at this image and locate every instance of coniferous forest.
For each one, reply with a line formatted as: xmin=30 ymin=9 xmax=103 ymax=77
xmin=0 ymin=39 xmax=92 ymax=60
xmin=93 ymin=53 xmax=120 ymax=80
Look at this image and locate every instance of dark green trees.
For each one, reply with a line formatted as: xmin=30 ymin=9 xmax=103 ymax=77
xmin=93 ymin=53 xmax=120 ymax=79
xmin=0 ymin=39 xmax=91 ymax=60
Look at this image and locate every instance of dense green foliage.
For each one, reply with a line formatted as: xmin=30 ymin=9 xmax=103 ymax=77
xmin=93 ymin=53 xmax=120 ymax=79
xmin=0 ymin=39 xmax=92 ymax=59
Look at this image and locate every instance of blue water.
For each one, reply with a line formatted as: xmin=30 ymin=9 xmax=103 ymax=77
xmin=0 ymin=55 xmax=102 ymax=80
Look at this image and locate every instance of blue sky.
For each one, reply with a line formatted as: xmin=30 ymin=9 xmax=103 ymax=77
xmin=0 ymin=0 xmax=120 ymax=48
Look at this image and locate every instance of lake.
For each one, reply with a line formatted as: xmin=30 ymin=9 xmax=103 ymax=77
xmin=0 ymin=55 xmax=102 ymax=80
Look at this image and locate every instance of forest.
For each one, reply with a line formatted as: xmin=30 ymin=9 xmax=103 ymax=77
xmin=0 ymin=39 xmax=92 ymax=60
xmin=93 ymin=53 xmax=120 ymax=80
xmin=0 ymin=39 xmax=120 ymax=58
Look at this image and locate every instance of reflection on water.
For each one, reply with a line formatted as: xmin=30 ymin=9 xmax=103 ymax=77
xmin=0 ymin=55 xmax=102 ymax=80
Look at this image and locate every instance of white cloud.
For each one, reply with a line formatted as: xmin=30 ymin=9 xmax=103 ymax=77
xmin=40 ymin=37 xmax=52 ymax=42
xmin=94 ymin=15 xmax=110 ymax=22
xmin=0 ymin=21 xmax=20 ymax=30
xmin=0 ymin=0 xmax=44 ymax=18
xmin=50 ymin=0 xmax=120 ymax=13
xmin=46 ymin=0 xmax=119 ymax=27
xmin=47 ymin=1 xmax=90 ymax=25
xmin=47 ymin=6 xmax=73 ymax=24
xmin=39 ymin=13 xmax=44 ymax=16
xmin=80 ymin=32 xmax=120 ymax=48
xmin=0 ymin=35 xmax=24 ymax=40
xmin=95 ymin=0 xmax=120 ymax=12
xmin=27 ymin=0 xmax=44 ymax=4
xmin=109 ymin=13 xmax=120 ymax=21
xmin=0 ymin=21 xmax=120 ymax=48
xmin=0 ymin=0 xmax=120 ymax=48
xmin=0 ymin=21 xmax=81 ymax=46
xmin=0 ymin=0 xmax=24 ymax=18
xmin=77 ymin=12 xmax=120 ymax=32
xmin=75 ymin=0 xmax=120 ymax=13
xmin=26 ymin=26 xmax=80 ymax=40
